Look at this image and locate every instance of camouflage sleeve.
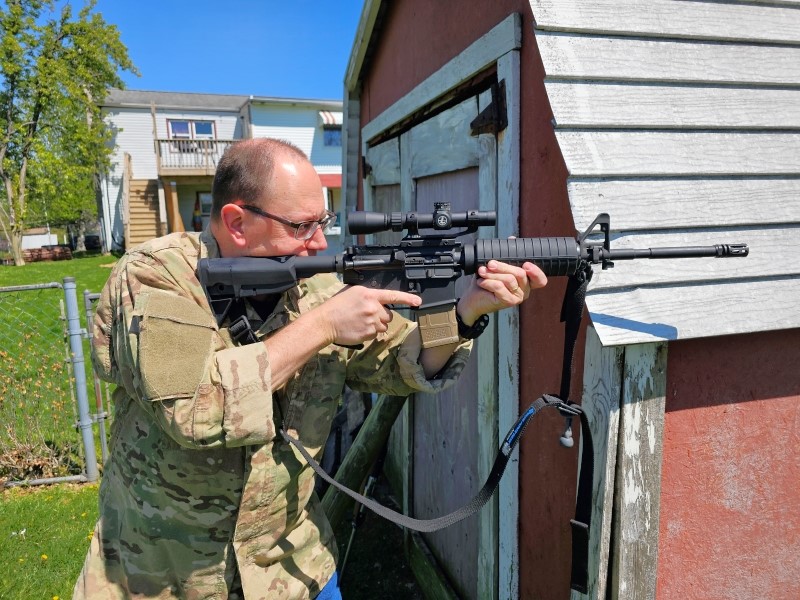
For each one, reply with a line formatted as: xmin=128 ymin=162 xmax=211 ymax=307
xmin=344 ymin=310 xmax=472 ymax=396
xmin=92 ymin=255 xmax=275 ymax=450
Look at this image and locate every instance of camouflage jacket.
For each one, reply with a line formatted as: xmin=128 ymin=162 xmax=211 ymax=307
xmin=73 ymin=230 xmax=470 ymax=600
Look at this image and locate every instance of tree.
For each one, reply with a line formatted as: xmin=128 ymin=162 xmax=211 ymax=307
xmin=0 ymin=0 xmax=135 ymax=265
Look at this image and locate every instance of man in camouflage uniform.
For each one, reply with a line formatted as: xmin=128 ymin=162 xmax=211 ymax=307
xmin=74 ymin=138 xmax=546 ymax=599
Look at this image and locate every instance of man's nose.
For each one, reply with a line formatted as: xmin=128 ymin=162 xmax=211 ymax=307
xmin=305 ymin=227 xmax=328 ymax=251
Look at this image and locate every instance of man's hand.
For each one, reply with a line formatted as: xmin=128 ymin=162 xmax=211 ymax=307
xmin=456 ymin=260 xmax=547 ymax=325
xmin=316 ymin=286 xmax=422 ymax=346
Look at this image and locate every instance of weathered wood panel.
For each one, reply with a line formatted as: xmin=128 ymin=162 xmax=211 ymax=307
xmin=413 ymin=168 xmax=481 ymax=600
xmin=473 ymin=89 xmax=501 ymax=600
xmin=568 ymin=178 xmax=800 ymax=232
xmin=365 ymin=137 xmax=401 ymax=186
xmin=407 ymin=97 xmax=483 ymax=178
xmin=368 ymin=184 xmax=407 ymax=502
xmin=588 ymin=277 xmax=800 ymax=346
xmin=610 ymin=343 xmax=667 ymax=600
xmin=496 ymin=49 xmax=521 ymax=600
xmin=546 ymin=83 xmax=800 ymax=130
xmin=536 ymin=32 xmax=800 ymax=85
xmin=570 ymin=327 xmax=624 ymax=600
xmin=554 ymin=131 xmax=800 ymax=177
xmin=532 ymin=0 xmax=800 ymax=44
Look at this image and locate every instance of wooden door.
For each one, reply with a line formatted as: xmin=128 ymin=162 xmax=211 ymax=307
xmin=365 ymin=91 xmax=500 ymax=599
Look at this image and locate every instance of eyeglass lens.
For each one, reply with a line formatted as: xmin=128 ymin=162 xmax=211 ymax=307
xmin=295 ymin=213 xmax=336 ymax=240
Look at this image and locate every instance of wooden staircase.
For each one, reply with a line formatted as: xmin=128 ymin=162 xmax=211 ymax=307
xmin=126 ymin=179 xmax=163 ymax=249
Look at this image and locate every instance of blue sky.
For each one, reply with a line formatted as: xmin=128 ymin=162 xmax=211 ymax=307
xmin=92 ymin=1 xmax=364 ymax=100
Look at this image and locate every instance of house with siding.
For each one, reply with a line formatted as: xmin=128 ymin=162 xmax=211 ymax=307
xmin=344 ymin=2 xmax=800 ymax=600
xmin=98 ymin=89 xmax=344 ymax=253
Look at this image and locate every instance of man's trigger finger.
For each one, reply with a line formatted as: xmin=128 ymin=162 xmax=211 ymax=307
xmin=379 ymin=290 xmax=421 ymax=307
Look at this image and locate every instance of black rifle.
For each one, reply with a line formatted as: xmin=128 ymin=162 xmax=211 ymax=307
xmin=197 ymin=203 xmax=747 ymax=592
xmin=198 ymin=203 xmax=748 ymax=346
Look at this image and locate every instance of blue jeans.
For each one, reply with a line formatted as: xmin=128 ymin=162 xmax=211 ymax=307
xmin=316 ymin=572 xmax=342 ymax=600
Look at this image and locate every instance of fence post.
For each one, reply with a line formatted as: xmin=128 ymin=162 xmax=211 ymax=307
xmin=84 ymin=289 xmax=109 ymax=464
xmin=63 ymin=277 xmax=99 ymax=483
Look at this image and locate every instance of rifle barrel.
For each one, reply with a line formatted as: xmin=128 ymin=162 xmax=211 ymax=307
xmin=607 ymin=243 xmax=749 ymax=261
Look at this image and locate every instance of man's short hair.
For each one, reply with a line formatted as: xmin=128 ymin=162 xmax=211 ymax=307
xmin=211 ymin=138 xmax=308 ymax=220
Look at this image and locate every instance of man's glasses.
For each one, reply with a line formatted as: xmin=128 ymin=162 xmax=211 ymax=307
xmin=238 ymin=204 xmax=337 ymax=241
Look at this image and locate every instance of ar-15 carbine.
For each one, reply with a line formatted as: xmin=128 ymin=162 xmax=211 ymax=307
xmin=197 ymin=203 xmax=747 ymax=592
xmin=198 ymin=202 xmax=748 ymax=348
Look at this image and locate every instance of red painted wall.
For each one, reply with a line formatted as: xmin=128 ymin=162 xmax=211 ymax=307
xmin=358 ymin=3 xmax=581 ymax=598
xmin=658 ymin=329 xmax=800 ymax=599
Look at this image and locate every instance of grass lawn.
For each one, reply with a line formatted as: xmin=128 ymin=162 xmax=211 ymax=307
xmin=0 ymin=253 xmax=116 ymax=291
xmin=0 ymin=483 xmax=99 ymax=599
xmin=0 ymin=254 xmax=117 ymax=483
xmin=0 ymin=256 xmax=112 ymax=597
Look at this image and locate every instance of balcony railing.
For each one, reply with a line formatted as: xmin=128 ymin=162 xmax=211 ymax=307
xmin=156 ymin=139 xmax=237 ymax=175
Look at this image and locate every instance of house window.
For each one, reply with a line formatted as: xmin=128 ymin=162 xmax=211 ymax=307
xmin=168 ymin=120 xmax=216 ymax=140
xmin=323 ymin=126 xmax=342 ymax=147
xmin=169 ymin=120 xmax=191 ymax=139
xmin=167 ymin=120 xmax=217 ymax=154
xmin=193 ymin=121 xmax=214 ymax=139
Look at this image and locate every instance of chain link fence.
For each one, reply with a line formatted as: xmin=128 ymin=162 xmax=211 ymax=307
xmin=0 ymin=280 xmax=107 ymax=486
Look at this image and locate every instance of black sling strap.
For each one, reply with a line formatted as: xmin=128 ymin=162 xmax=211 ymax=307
xmin=281 ymin=265 xmax=595 ymax=591
xmin=559 ymin=267 xmax=594 ymax=594
xmin=281 ymin=394 xmax=582 ymax=533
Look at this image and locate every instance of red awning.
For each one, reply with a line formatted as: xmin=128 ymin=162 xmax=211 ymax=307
xmin=318 ymin=111 xmax=343 ymax=126
xmin=319 ymin=174 xmax=342 ymax=188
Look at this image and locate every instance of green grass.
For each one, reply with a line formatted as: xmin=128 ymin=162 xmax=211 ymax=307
xmin=0 ymin=258 xmax=111 ymax=597
xmin=0 ymin=253 xmax=116 ymax=291
xmin=0 ymin=483 xmax=99 ymax=599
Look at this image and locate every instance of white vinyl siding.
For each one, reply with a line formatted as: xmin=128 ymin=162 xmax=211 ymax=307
xmin=531 ymin=0 xmax=800 ymax=346
xmin=100 ymin=108 xmax=156 ymax=246
xmin=100 ymin=106 xmax=243 ymax=249
xmin=250 ymin=104 xmax=342 ymax=174
xmin=104 ymin=108 xmax=159 ymax=179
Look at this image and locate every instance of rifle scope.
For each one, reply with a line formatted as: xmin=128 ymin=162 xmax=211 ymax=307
xmin=348 ymin=202 xmax=495 ymax=234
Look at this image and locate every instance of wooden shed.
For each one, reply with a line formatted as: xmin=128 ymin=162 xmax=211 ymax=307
xmin=343 ymin=2 xmax=800 ymax=599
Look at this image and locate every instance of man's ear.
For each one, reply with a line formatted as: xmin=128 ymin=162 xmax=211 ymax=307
xmin=219 ymin=204 xmax=248 ymax=249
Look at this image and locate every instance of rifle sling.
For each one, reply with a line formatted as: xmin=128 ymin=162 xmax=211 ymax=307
xmin=561 ymin=267 xmax=594 ymax=594
xmin=280 ymin=394 xmax=584 ymax=534
xmin=280 ymin=266 xmax=594 ymax=592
